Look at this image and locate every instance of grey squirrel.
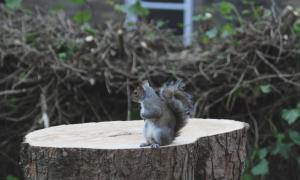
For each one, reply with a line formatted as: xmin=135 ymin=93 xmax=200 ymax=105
xmin=132 ymin=80 xmax=193 ymax=148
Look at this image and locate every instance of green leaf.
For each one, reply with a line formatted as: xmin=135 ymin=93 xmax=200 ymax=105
xmin=156 ymin=20 xmax=167 ymax=28
xmin=126 ymin=21 xmax=137 ymax=27
xmin=177 ymin=23 xmax=184 ymax=29
xmin=193 ymin=12 xmax=212 ymax=22
xmin=113 ymin=4 xmax=126 ymax=13
xmin=271 ymin=143 xmax=292 ymax=159
xmin=243 ymin=174 xmax=252 ymax=180
xmin=51 ymin=4 xmax=64 ymax=14
xmin=205 ymin=28 xmax=218 ymax=39
xmin=73 ymin=11 xmax=92 ymax=25
xmin=6 ymin=175 xmax=19 ymax=180
xmin=145 ymin=31 xmax=156 ymax=40
xmin=81 ymin=23 xmax=98 ymax=35
xmin=127 ymin=0 xmax=149 ymax=17
xmin=84 ymin=27 xmax=97 ymax=35
xmin=258 ymin=148 xmax=268 ymax=159
xmin=221 ymin=23 xmax=235 ymax=38
xmin=251 ymin=159 xmax=269 ymax=175
xmin=5 ymin=0 xmax=21 ymax=9
xmin=218 ymin=2 xmax=235 ymax=16
xmin=296 ymin=102 xmax=300 ymax=110
xmin=275 ymin=133 xmax=285 ymax=143
xmin=297 ymin=157 xmax=300 ymax=168
xmin=282 ymin=109 xmax=300 ymax=124
xmin=292 ymin=19 xmax=300 ymax=34
xmin=259 ymin=84 xmax=272 ymax=94
xmin=289 ymin=130 xmax=300 ymax=145
xmin=193 ymin=15 xmax=205 ymax=22
xmin=69 ymin=0 xmax=85 ymax=4
xmin=201 ymin=35 xmax=210 ymax=44
xmin=58 ymin=52 xmax=67 ymax=60
xmin=263 ymin=9 xmax=272 ymax=18
xmin=242 ymin=9 xmax=250 ymax=16
xmin=19 ymin=72 xmax=28 ymax=81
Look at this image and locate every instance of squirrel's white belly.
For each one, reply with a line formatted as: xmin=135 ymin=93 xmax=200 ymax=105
xmin=144 ymin=121 xmax=159 ymax=143
xmin=144 ymin=120 xmax=173 ymax=144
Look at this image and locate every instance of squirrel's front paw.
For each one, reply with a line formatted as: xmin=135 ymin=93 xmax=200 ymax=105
xmin=140 ymin=142 xmax=150 ymax=147
xmin=150 ymin=144 xmax=160 ymax=149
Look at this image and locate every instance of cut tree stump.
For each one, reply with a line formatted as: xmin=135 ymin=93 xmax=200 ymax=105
xmin=20 ymin=118 xmax=249 ymax=180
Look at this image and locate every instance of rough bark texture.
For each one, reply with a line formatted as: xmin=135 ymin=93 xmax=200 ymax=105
xmin=20 ymin=119 xmax=249 ymax=180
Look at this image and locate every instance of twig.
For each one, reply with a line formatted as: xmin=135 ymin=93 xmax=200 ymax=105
xmin=0 ymin=89 xmax=28 ymax=96
xmin=40 ymin=89 xmax=50 ymax=128
xmin=126 ymin=78 xmax=131 ymax=121
xmin=256 ymin=50 xmax=300 ymax=87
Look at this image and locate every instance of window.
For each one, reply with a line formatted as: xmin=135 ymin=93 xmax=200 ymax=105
xmin=125 ymin=0 xmax=193 ymax=46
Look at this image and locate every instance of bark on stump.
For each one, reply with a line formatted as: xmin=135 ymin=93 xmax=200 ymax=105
xmin=20 ymin=118 xmax=249 ymax=180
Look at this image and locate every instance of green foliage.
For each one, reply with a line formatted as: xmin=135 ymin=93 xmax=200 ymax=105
xmin=5 ymin=0 xmax=21 ymax=10
xmin=293 ymin=19 xmax=300 ymax=35
xmin=69 ymin=0 xmax=85 ymax=4
xmin=220 ymin=23 xmax=235 ymax=38
xmin=107 ymin=0 xmax=149 ymax=17
xmin=83 ymin=26 xmax=98 ymax=35
xmin=289 ymin=130 xmax=300 ymax=145
xmin=282 ymin=108 xmax=300 ymax=125
xmin=50 ymin=4 xmax=64 ymax=14
xmin=250 ymin=148 xmax=269 ymax=176
xmin=271 ymin=142 xmax=292 ymax=160
xmin=19 ymin=72 xmax=28 ymax=81
xmin=127 ymin=0 xmax=149 ymax=17
xmin=195 ymin=0 xmax=274 ymax=44
xmin=73 ymin=11 xmax=92 ymax=25
xmin=205 ymin=28 xmax=218 ymax=39
xmin=193 ymin=12 xmax=212 ymax=22
xmin=6 ymin=175 xmax=18 ymax=180
xmin=55 ymin=41 xmax=77 ymax=61
xmin=243 ymin=174 xmax=252 ymax=180
xmin=246 ymin=102 xmax=300 ymax=178
xmin=218 ymin=1 xmax=235 ymax=16
xmin=259 ymin=84 xmax=272 ymax=94
xmin=251 ymin=159 xmax=269 ymax=175
xmin=258 ymin=148 xmax=268 ymax=159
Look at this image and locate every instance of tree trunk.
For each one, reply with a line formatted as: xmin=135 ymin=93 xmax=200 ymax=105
xmin=20 ymin=118 xmax=249 ymax=180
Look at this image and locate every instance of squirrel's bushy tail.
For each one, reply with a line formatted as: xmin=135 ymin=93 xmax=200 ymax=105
xmin=160 ymin=80 xmax=194 ymax=137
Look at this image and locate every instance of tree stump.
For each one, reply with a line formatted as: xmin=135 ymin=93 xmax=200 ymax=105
xmin=20 ymin=118 xmax=249 ymax=180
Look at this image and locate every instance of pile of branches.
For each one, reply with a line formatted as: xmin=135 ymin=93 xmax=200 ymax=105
xmin=0 ymin=5 xmax=299 ymax=179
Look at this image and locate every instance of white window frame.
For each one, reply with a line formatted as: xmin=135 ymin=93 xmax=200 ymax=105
xmin=125 ymin=0 xmax=193 ymax=46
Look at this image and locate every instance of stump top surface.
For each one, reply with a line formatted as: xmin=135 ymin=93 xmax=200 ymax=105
xmin=24 ymin=118 xmax=247 ymax=149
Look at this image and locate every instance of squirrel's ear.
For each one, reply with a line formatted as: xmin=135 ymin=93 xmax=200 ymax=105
xmin=142 ymin=80 xmax=150 ymax=87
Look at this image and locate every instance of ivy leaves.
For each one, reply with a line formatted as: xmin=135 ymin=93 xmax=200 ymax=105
xmin=282 ymin=103 xmax=300 ymax=124
xmin=250 ymin=148 xmax=269 ymax=176
xmin=247 ymin=103 xmax=300 ymax=178
xmin=251 ymin=159 xmax=269 ymax=175
xmin=5 ymin=0 xmax=22 ymax=10
xmin=73 ymin=11 xmax=92 ymax=25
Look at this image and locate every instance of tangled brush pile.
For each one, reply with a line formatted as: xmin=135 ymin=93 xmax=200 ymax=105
xmin=0 ymin=5 xmax=299 ymax=179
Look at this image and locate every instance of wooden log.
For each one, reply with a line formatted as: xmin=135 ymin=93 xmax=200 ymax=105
xmin=20 ymin=119 xmax=249 ymax=180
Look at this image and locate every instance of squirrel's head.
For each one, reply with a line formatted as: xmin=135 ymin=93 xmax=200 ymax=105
xmin=132 ymin=80 xmax=154 ymax=102
xmin=132 ymin=84 xmax=145 ymax=103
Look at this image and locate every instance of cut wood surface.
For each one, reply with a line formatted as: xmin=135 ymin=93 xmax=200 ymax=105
xmin=21 ymin=118 xmax=249 ymax=180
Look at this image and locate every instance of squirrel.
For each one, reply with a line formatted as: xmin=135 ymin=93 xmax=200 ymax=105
xmin=132 ymin=80 xmax=193 ymax=148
